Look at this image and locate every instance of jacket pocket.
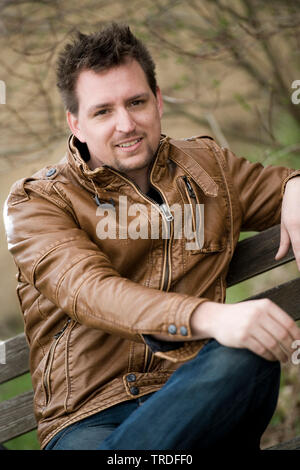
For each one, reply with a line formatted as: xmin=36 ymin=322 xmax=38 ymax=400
xmin=42 ymin=318 xmax=72 ymax=407
xmin=176 ymin=175 xmax=228 ymax=254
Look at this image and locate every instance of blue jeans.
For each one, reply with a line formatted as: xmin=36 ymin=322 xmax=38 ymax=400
xmin=45 ymin=340 xmax=280 ymax=450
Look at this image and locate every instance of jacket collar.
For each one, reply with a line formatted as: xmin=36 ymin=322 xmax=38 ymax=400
xmin=67 ymin=134 xmax=218 ymax=197
xmin=67 ymin=134 xmax=170 ymax=190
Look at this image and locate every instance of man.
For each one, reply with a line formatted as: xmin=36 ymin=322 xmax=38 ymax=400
xmin=4 ymin=23 xmax=300 ymax=450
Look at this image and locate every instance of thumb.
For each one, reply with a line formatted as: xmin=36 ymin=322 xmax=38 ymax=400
xmin=275 ymin=223 xmax=290 ymax=260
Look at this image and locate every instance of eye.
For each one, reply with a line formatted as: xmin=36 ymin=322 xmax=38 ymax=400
xmin=94 ymin=109 xmax=109 ymax=117
xmin=130 ymin=99 xmax=145 ymax=107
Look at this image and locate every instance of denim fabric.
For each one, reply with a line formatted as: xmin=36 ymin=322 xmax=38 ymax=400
xmin=45 ymin=340 xmax=280 ymax=450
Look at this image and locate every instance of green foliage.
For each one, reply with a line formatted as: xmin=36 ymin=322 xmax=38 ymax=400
xmin=0 ymin=373 xmax=32 ymax=401
xmin=4 ymin=430 xmax=40 ymax=451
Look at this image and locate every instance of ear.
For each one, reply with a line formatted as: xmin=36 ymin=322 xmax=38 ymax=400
xmin=66 ymin=111 xmax=86 ymax=142
xmin=155 ymin=86 xmax=164 ymax=118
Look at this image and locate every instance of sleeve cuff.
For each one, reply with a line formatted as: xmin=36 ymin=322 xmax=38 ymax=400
xmin=142 ymin=297 xmax=211 ymax=362
xmin=281 ymin=170 xmax=300 ymax=196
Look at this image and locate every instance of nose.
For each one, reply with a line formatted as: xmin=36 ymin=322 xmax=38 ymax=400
xmin=115 ymin=108 xmax=136 ymax=134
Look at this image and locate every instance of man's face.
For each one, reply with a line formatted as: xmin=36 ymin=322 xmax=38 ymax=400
xmin=67 ymin=59 xmax=163 ymax=180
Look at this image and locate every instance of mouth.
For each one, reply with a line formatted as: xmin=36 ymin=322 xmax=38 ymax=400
xmin=116 ymin=137 xmax=143 ymax=149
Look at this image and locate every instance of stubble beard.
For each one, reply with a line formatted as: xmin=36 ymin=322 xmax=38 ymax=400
xmin=115 ymin=141 xmax=157 ymax=177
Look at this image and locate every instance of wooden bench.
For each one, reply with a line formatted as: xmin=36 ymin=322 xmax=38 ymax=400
xmin=0 ymin=224 xmax=300 ymax=450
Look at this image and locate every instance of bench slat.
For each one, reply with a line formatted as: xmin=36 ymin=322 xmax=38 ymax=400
xmin=265 ymin=435 xmax=300 ymax=450
xmin=0 ymin=333 xmax=30 ymax=384
xmin=227 ymin=225 xmax=295 ymax=287
xmin=247 ymin=277 xmax=300 ymax=321
xmin=0 ymin=391 xmax=36 ymax=443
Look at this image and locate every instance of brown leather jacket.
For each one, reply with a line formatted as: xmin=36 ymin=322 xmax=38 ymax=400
xmin=4 ymin=134 xmax=298 ymax=448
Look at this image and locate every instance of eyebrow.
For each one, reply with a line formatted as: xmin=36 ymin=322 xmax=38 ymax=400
xmin=87 ymin=93 xmax=150 ymax=116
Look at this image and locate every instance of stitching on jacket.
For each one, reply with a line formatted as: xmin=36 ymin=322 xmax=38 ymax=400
xmin=127 ymin=341 xmax=135 ymax=372
xmin=174 ymin=296 xmax=204 ymax=337
xmin=281 ymin=169 xmax=300 ymax=196
xmin=69 ymin=254 xmax=115 ymax=321
xmin=71 ymin=267 xmax=169 ymax=334
xmin=52 ymin=183 xmax=80 ymax=225
xmin=41 ymin=383 xmax=165 ymax=448
xmin=54 ymin=252 xmax=103 ymax=305
xmin=70 ymin=268 xmax=141 ymax=330
xmin=37 ymin=295 xmax=48 ymax=320
xmin=169 ymin=143 xmax=218 ymax=196
xmin=64 ymin=321 xmax=77 ymax=413
xmin=31 ymin=236 xmax=85 ymax=286
xmin=41 ymin=367 xmax=174 ymax=446
xmin=27 ymin=183 xmax=70 ymax=211
xmin=145 ymin=238 xmax=156 ymax=288
xmin=7 ymin=178 xmax=30 ymax=205
xmin=207 ymin=142 xmax=234 ymax=255
xmin=75 ymin=291 xmax=168 ymax=334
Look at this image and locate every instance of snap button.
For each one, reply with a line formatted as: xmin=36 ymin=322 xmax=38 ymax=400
xmin=46 ymin=168 xmax=56 ymax=177
xmin=180 ymin=326 xmax=188 ymax=336
xmin=130 ymin=386 xmax=139 ymax=396
xmin=168 ymin=324 xmax=177 ymax=335
xmin=126 ymin=373 xmax=136 ymax=382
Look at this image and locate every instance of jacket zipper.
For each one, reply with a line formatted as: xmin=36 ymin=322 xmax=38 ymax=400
xmin=182 ymin=176 xmax=204 ymax=250
xmin=106 ymin=167 xmax=174 ymax=292
xmin=144 ymin=202 xmax=173 ymax=371
xmin=159 ymin=203 xmax=174 ymax=291
xmin=104 ymin=167 xmax=174 ymax=372
xmin=184 ymin=175 xmax=196 ymax=198
xmin=183 ymin=176 xmax=197 ymax=234
xmin=43 ymin=318 xmax=71 ymax=406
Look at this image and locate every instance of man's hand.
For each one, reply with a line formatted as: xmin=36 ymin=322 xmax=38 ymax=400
xmin=275 ymin=176 xmax=300 ymax=269
xmin=191 ymin=299 xmax=300 ymax=363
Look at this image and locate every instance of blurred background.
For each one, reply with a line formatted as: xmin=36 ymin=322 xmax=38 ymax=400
xmin=0 ymin=0 xmax=299 ymax=449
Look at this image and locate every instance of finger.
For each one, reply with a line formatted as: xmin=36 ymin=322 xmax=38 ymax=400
xmin=260 ymin=313 xmax=297 ymax=356
xmin=275 ymin=223 xmax=290 ymax=260
xmin=267 ymin=302 xmax=300 ymax=343
xmin=246 ymin=335 xmax=278 ymax=362
xmin=254 ymin=327 xmax=289 ymax=363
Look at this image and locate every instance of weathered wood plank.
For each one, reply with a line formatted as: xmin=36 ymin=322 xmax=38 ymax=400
xmin=265 ymin=435 xmax=300 ymax=450
xmin=0 ymin=391 xmax=36 ymax=443
xmin=227 ymin=225 xmax=295 ymax=287
xmin=246 ymin=277 xmax=300 ymax=321
xmin=0 ymin=333 xmax=30 ymax=384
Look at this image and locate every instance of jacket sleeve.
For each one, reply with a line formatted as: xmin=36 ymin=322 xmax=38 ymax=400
xmin=215 ymin=142 xmax=300 ymax=231
xmin=4 ymin=180 xmax=206 ymax=356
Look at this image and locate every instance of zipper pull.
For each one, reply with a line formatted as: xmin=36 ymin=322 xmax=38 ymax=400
xmin=160 ymin=203 xmax=174 ymax=222
xmin=184 ymin=176 xmax=196 ymax=198
xmin=54 ymin=318 xmax=71 ymax=339
xmin=94 ymin=194 xmax=102 ymax=207
xmin=94 ymin=194 xmax=115 ymax=210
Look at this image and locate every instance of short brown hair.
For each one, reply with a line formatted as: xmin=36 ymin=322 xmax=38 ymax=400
xmin=56 ymin=23 xmax=157 ymax=115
